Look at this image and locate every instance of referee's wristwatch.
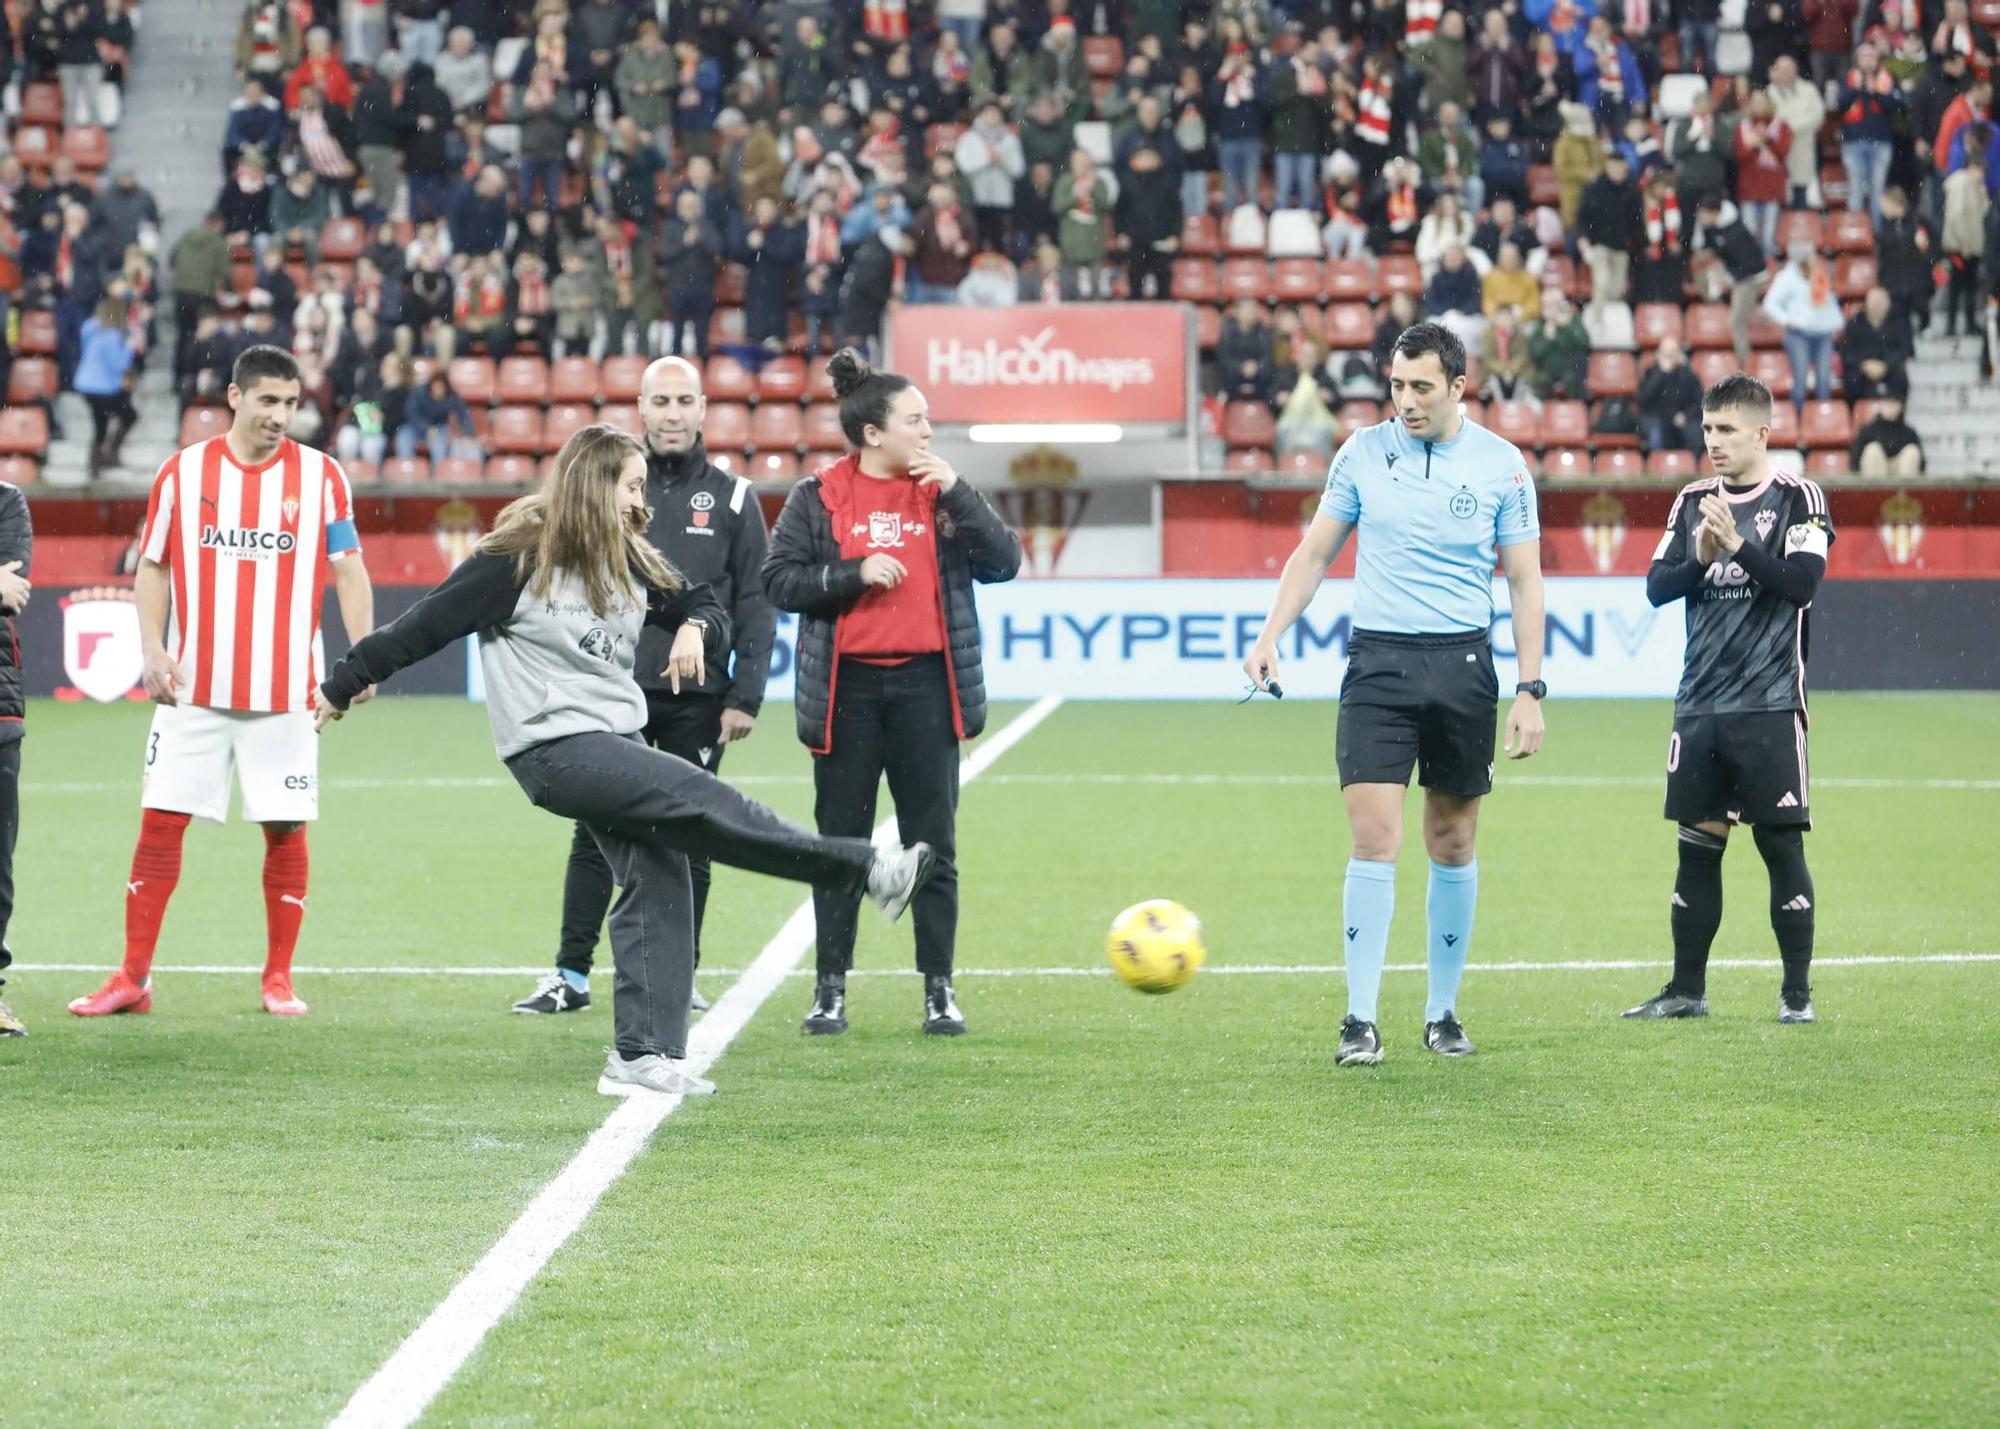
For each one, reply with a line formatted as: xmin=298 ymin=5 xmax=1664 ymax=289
xmin=1515 ymin=680 xmax=1547 ymax=701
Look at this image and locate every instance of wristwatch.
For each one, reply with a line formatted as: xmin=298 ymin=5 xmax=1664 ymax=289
xmin=1516 ymin=680 xmax=1547 ymax=700
xmin=683 ymin=617 xmax=709 ymax=636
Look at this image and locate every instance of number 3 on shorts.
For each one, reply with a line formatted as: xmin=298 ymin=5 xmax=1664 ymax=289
xmin=147 ymin=732 xmax=159 ymax=767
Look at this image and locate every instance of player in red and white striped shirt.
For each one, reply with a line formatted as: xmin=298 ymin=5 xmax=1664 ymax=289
xmin=71 ymin=345 xmax=376 ymax=1020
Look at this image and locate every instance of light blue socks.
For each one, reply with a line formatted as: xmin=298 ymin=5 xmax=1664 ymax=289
xmin=1342 ymin=858 xmax=1397 ymax=1022
xmin=1425 ymin=859 xmax=1478 ymax=1023
xmin=559 ymin=967 xmax=589 ymax=993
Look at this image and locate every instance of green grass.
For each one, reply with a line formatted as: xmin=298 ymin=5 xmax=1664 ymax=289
xmin=2 ymin=694 xmax=1997 ymax=1425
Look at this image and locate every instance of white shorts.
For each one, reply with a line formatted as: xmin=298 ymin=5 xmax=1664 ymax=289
xmin=140 ymin=703 xmax=319 ymax=824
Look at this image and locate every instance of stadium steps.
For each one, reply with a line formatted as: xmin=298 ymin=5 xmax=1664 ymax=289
xmin=41 ymin=0 xmax=237 ymax=487
xmin=1904 ymin=337 xmax=2000 ymax=476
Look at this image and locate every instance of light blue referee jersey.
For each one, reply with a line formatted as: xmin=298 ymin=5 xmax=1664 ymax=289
xmin=1318 ymin=416 xmax=1541 ymax=635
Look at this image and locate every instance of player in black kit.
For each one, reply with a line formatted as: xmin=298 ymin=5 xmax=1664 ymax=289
xmin=1623 ymin=375 xmax=1836 ymax=1025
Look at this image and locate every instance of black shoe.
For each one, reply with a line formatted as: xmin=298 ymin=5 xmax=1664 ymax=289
xmin=1778 ymin=989 xmax=1816 ymax=1023
xmin=0 ymin=995 xmax=24 ymax=1037
xmin=922 ymin=975 xmax=965 ymax=1036
xmin=1335 ymin=1015 xmax=1382 ymax=1066
xmin=511 ymin=972 xmax=591 ymax=1015
xmin=804 ymin=974 xmax=847 ymax=1035
xmin=1423 ymin=1014 xmax=1476 ymax=1056
xmin=1621 ymin=985 xmax=1709 ymax=1019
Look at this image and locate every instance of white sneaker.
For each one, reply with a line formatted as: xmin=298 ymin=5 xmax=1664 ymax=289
xmin=689 ymin=983 xmax=711 ymax=1013
xmin=596 ymin=1051 xmax=716 ymax=1097
xmin=866 ymin=842 xmax=936 ymax=923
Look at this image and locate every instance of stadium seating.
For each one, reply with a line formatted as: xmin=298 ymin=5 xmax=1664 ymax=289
xmin=0 ymin=408 xmax=49 ymax=456
xmin=548 ymin=357 xmax=601 ymax=404
xmin=496 ymin=357 xmax=549 ymax=406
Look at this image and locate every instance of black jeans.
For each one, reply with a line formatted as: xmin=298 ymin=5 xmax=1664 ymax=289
xmin=508 ymin=729 xmax=875 ymax=1059
xmin=812 ymin=656 xmax=960 ymax=979
xmin=0 ymin=738 xmax=16 ymax=975
xmin=557 ymin=691 xmax=727 ymax=977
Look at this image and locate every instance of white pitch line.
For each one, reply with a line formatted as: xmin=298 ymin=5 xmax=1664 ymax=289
xmin=25 ymin=772 xmax=2000 ymax=795
xmin=18 ymin=952 xmax=2000 ymax=980
xmin=326 ymin=694 xmax=1065 ymax=1429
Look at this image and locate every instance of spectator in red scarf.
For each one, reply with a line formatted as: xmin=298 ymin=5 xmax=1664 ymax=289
xmin=910 ymin=182 xmax=975 ymax=302
xmin=284 ymin=26 xmax=352 ymax=112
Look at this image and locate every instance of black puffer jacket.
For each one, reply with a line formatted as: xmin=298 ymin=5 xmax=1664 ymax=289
xmin=763 ymin=455 xmax=1022 ymax=755
xmin=0 ymin=482 xmax=31 ymax=738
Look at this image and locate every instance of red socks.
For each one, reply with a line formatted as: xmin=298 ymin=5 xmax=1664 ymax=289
xmin=261 ymin=825 xmax=309 ymax=982
xmin=122 ymin=809 xmax=191 ymax=984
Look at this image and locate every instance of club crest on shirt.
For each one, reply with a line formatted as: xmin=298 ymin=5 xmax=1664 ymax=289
xmin=690 ymin=490 xmax=715 ymax=511
xmin=1753 ymin=508 xmax=1778 ymax=539
xmin=869 ymin=512 xmax=904 ymax=547
xmin=282 ymin=496 xmax=300 ymax=525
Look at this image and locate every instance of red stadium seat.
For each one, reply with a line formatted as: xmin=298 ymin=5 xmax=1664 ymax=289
xmin=1220 ymin=258 xmax=1272 ymax=303
xmin=1587 ymin=351 xmax=1638 ymax=398
xmin=6 ymin=358 xmax=55 ymax=404
xmin=747 ymin=450 xmax=799 ymax=482
xmin=1181 ymin=214 xmax=1220 ymax=257
xmin=548 ymin=356 xmax=600 ymax=404
xmin=1748 ymin=349 xmax=1794 ymax=399
xmin=0 ymin=455 xmax=39 ymax=484
xmin=1594 ymin=448 xmax=1646 ymax=481
xmin=61 ymin=127 xmax=110 ymax=172
xmin=1647 ymin=449 xmax=1698 ymax=479
xmin=1767 ymin=401 xmax=1801 ymax=448
xmin=600 ymin=355 xmax=647 ymax=403
xmin=1747 ymin=309 xmax=1785 ymax=349
xmin=434 ymin=457 xmax=482 ymax=483
xmin=803 ymin=403 xmax=845 ymax=450
xmin=1323 ymin=304 xmax=1373 ymax=348
xmin=319 ymin=217 xmax=365 ymax=261
xmin=924 ymin=123 xmax=965 ymax=160
xmin=1824 ymin=209 xmax=1876 ymax=254
xmin=707 ymin=306 xmax=746 ymax=351
xmin=1634 ymin=303 xmax=1684 ymax=348
xmin=1850 ymin=398 xmax=1884 ymax=431
xmin=1278 ymin=449 xmax=1323 ymax=475
xmin=1832 ymin=255 xmax=1878 ymax=301
xmin=1542 ymin=447 xmax=1589 ymax=480
xmin=447 ymin=357 xmax=495 ymax=406
xmin=488 ymin=405 xmax=545 ymax=454
xmin=1457 ymin=399 xmax=1485 ymax=429
xmin=1488 ymin=400 xmax=1541 ymax=450
xmin=1170 ymin=257 xmax=1223 ymax=303
xmin=17 ymin=311 xmax=56 ymax=356
xmin=1287 ymin=304 xmax=1323 ymax=343
xmin=1082 ymin=35 xmax=1124 ymax=78
xmin=806 ymin=355 xmax=837 ymax=401
xmin=1776 ymin=209 xmax=1822 ymax=253
xmin=1591 ymin=400 xmax=1641 ymax=450
xmin=757 ymin=355 xmax=807 ymax=402
xmin=750 ymin=402 xmax=802 ymax=451
xmin=1195 ymin=304 xmax=1223 ymax=349
xmin=1223 ymin=401 xmax=1277 ymax=449
xmin=1691 ymin=349 xmax=1736 ymax=389
xmin=1805 ymin=448 xmax=1849 ymax=477
xmin=374 ymin=457 xmax=427 ymax=482
xmin=1543 ymin=400 xmax=1590 ymax=449
xmin=597 ymin=403 xmax=641 ymax=436
xmin=704 ymin=402 xmax=751 ymax=450
xmin=1323 ymin=259 xmax=1373 ymax=301
xmin=0 ymin=407 xmax=49 ymax=455
xmin=496 ymin=356 xmax=549 ymax=405
xmin=1375 ymin=255 xmax=1422 ymax=298
xmin=540 ymin=404 xmax=594 ymax=452
xmin=713 ymin=264 xmax=748 ymax=306
xmin=484 ymin=454 xmax=540 ymax=484
xmin=1800 ymin=399 xmax=1852 ymax=448
xmin=177 ymin=406 xmax=230 ymax=446
xmin=1225 ymin=448 xmax=1273 ymax=474
xmin=18 ymin=84 xmax=62 ymax=128
xmin=11 ymin=126 xmax=54 ymax=170
xmin=703 ymin=354 xmax=755 ymax=402
xmin=1977 ymin=0 xmax=2000 ymax=26
xmin=1528 ymin=165 xmax=1560 ymax=208
xmin=1272 ymin=258 xmax=1323 ymax=303
xmin=1337 ymin=401 xmax=1381 ymax=431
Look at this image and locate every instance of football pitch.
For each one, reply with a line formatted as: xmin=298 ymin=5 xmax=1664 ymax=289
xmin=2 ymin=692 xmax=1996 ymax=1426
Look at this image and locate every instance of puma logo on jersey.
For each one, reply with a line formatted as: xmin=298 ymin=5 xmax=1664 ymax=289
xmin=127 ymin=880 xmax=144 ymax=897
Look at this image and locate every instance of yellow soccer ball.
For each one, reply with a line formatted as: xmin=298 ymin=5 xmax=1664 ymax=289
xmin=1106 ymin=900 xmax=1207 ymax=994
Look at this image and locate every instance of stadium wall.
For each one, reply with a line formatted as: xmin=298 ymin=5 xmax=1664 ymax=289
xmin=24 ymin=579 xmax=1999 ymax=704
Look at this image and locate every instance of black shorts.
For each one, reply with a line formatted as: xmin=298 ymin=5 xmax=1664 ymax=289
xmin=641 ymin=689 xmax=729 ymax=774
xmin=1336 ymin=630 xmax=1499 ymax=798
xmin=1663 ymin=709 xmax=1812 ymax=829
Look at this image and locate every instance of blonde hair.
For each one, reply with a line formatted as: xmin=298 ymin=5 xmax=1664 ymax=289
xmin=480 ymin=424 xmax=682 ymax=616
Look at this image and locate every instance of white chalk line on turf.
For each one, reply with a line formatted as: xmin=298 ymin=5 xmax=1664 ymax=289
xmin=325 ymin=694 xmax=1064 ymax=1429
xmin=25 ymin=772 xmax=2000 ymax=794
xmin=19 ymin=953 xmax=2000 ymax=980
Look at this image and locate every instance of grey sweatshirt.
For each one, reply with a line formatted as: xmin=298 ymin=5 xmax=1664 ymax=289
xmin=321 ymin=550 xmax=727 ymax=759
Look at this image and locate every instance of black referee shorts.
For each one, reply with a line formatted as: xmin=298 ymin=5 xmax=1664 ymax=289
xmin=1663 ymin=709 xmax=1813 ymax=829
xmin=1336 ymin=629 xmax=1499 ymax=798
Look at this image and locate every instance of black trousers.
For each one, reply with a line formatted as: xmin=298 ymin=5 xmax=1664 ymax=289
xmin=812 ymin=656 xmax=960 ymax=979
xmin=557 ymin=690 xmax=727 ymax=976
xmin=508 ymin=729 xmax=876 ymax=1058
xmin=0 ymin=738 xmax=16 ymax=974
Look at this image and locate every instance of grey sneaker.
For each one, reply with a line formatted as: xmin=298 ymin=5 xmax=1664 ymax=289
xmin=597 ymin=1050 xmax=716 ymax=1097
xmin=512 ymin=973 xmax=590 ymax=1015
xmin=1336 ymin=1015 xmax=1383 ymax=1066
xmin=1778 ymin=990 xmax=1816 ymax=1023
xmin=689 ymin=983 xmax=711 ymax=1013
xmin=1622 ymin=986 xmax=1710 ymax=1019
xmin=1423 ymin=1014 xmax=1476 ymax=1056
xmin=866 ymin=842 xmax=936 ymax=923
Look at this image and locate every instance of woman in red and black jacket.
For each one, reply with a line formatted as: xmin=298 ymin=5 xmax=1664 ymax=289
xmin=763 ymin=348 xmax=1022 ymax=1039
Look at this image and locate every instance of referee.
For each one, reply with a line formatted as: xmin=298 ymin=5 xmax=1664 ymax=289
xmin=1245 ymin=322 xmax=1547 ymax=1066
xmin=511 ymin=356 xmax=775 ymax=1017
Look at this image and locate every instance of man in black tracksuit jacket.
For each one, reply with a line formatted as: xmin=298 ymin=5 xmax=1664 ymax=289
xmin=0 ymin=480 xmax=31 ymax=1036
xmin=514 ymin=358 xmax=776 ymax=1016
